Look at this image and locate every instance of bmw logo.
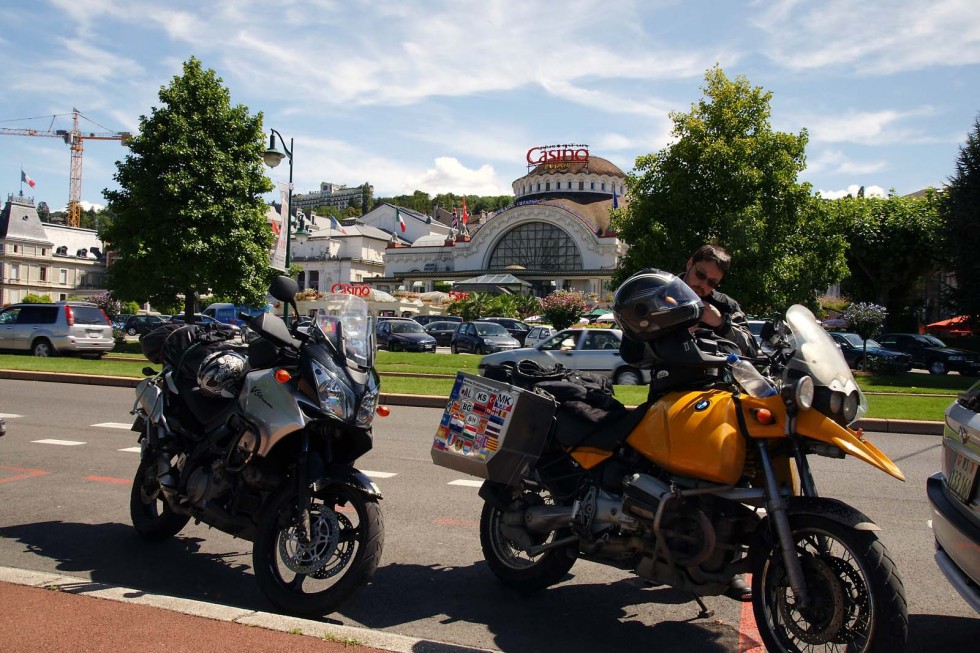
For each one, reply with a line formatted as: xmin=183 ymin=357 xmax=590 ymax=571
xmin=695 ymin=399 xmax=710 ymax=411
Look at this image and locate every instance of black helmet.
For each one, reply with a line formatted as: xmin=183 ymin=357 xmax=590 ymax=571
xmin=612 ymin=269 xmax=702 ymax=342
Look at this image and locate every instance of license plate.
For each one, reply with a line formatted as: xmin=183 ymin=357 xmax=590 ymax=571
xmin=948 ymin=453 xmax=978 ymax=503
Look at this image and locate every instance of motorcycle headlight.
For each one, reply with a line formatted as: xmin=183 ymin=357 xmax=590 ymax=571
xmin=310 ymin=360 xmax=354 ymax=421
xmin=794 ymin=376 xmax=814 ymax=410
xmin=842 ymin=391 xmax=859 ymax=423
xmin=356 ymin=386 xmax=380 ymax=428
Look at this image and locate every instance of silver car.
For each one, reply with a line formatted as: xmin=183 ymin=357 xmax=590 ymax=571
xmin=928 ymin=381 xmax=980 ymax=612
xmin=477 ymin=327 xmax=648 ymax=385
xmin=0 ymin=301 xmax=115 ymax=357
xmin=524 ymin=325 xmax=556 ymax=347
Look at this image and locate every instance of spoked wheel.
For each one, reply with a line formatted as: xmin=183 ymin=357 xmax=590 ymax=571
xmin=480 ymin=489 xmax=577 ymax=593
xmin=751 ymin=515 xmax=908 ymax=652
xmin=130 ymin=456 xmax=189 ymax=541
xmin=253 ymin=483 xmax=384 ymax=617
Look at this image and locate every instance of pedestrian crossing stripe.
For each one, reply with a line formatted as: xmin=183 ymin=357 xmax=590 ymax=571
xmin=0 ymin=413 xmax=23 ymax=419
xmin=362 ymin=471 xmax=397 ymax=478
xmin=91 ymin=422 xmax=134 ymax=429
xmin=32 ymin=439 xmax=85 ymax=446
xmin=119 ymin=447 xmax=141 ymax=453
xmin=448 ymin=479 xmax=482 ymax=487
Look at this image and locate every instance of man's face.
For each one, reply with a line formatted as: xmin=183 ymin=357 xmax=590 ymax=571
xmin=684 ymin=258 xmax=724 ymax=297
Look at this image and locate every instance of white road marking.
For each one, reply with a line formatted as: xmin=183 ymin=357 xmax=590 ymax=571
xmin=32 ymin=439 xmax=85 ymax=446
xmin=0 ymin=413 xmax=23 ymax=418
xmin=362 ymin=471 xmax=397 ymax=478
xmin=448 ymin=479 xmax=483 ymax=487
xmin=119 ymin=447 xmax=142 ymax=453
xmin=92 ymin=422 xmax=134 ymax=429
xmin=927 ymin=520 xmax=932 ymax=528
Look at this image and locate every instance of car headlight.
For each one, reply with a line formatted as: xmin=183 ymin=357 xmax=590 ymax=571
xmin=310 ymin=360 xmax=354 ymax=421
xmin=948 ymin=355 xmax=964 ymax=361
xmin=484 ymin=338 xmax=494 ymax=345
xmin=356 ymin=386 xmax=379 ymax=428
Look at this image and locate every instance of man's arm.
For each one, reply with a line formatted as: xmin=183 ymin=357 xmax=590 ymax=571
xmin=704 ymin=295 xmax=758 ymax=356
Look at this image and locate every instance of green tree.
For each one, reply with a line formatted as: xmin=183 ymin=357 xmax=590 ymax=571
xmin=100 ymin=57 xmax=274 ymax=320
xmin=844 ymin=302 xmax=887 ymax=371
xmin=90 ymin=290 xmax=122 ymax=318
xmin=943 ymin=115 xmax=980 ymax=327
xmin=613 ymin=66 xmax=847 ymax=314
xmin=826 ymin=192 xmax=944 ymax=329
xmin=21 ymin=293 xmax=52 ymax=303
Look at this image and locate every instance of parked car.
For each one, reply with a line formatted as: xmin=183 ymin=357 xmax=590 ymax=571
xmin=376 ymin=318 xmax=437 ymax=352
xmin=169 ymin=313 xmax=242 ymax=337
xmin=123 ymin=314 xmax=168 ymax=336
xmin=927 ymin=380 xmax=980 ymax=612
xmin=477 ymin=327 xmax=649 ymax=385
xmin=112 ymin=313 xmax=132 ymax=331
xmin=0 ymin=301 xmax=114 ymax=357
xmin=479 ymin=317 xmax=532 ymax=345
xmin=524 ymin=325 xmax=556 ymax=347
xmin=413 ymin=315 xmax=462 ymax=327
xmin=423 ymin=320 xmax=460 ymax=347
xmin=877 ymin=333 xmax=980 ymax=376
xmin=451 ymin=321 xmax=521 ymax=354
xmin=828 ymin=332 xmax=912 ymax=372
xmin=202 ymin=302 xmax=272 ymax=328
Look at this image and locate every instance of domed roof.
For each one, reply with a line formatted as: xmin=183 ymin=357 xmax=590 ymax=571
xmin=525 ymin=155 xmax=625 ymax=178
xmin=412 ymin=234 xmax=447 ymax=247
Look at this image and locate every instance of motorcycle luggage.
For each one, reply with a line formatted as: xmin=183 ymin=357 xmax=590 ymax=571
xmin=431 ymin=372 xmax=557 ymax=486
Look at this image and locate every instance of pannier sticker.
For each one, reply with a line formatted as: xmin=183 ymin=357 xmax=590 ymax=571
xmin=465 ymin=414 xmax=479 ymax=426
xmin=475 ymin=390 xmax=490 ymax=404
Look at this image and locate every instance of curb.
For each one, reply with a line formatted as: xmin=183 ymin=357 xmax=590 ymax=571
xmin=0 ymin=566 xmax=497 ymax=653
xmin=0 ymin=369 xmax=944 ymax=435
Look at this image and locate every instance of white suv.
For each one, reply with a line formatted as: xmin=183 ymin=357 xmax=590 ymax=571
xmin=0 ymin=302 xmax=114 ymax=357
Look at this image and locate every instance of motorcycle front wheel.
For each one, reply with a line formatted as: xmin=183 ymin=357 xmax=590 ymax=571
xmin=130 ymin=456 xmax=189 ymax=541
xmin=751 ymin=515 xmax=909 ymax=653
xmin=253 ymin=482 xmax=384 ymax=617
xmin=479 ymin=492 xmax=577 ymax=593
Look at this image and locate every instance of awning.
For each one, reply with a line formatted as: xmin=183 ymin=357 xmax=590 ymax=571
xmin=926 ymin=315 xmax=973 ymax=335
xmin=452 ymin=273 xmax=532 ymax=294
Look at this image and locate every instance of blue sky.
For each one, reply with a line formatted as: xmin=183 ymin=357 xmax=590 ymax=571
xmin=1 ymin=0 xmax=978 ymax=214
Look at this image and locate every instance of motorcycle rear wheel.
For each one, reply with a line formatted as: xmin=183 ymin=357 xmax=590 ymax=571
xmin=751 ymin=515 xmax=908 ymax=653
xmin=253 ymin=482 xmax=384 ymax=616
xmin=130 ymin=457 xmax=190 ymax=541
xmin=480 ymin=495 xmax=577 ymax=593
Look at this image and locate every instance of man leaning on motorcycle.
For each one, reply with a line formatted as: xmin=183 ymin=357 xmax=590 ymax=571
xmin=624 ymin=243 xmax=756 ymax=602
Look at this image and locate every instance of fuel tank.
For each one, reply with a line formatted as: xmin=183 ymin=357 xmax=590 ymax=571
xmin=626 ymin=389 xmax=747 ymax=484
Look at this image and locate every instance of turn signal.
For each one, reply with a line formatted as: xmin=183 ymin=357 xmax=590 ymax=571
xmin=753 ymin=408 xmax=774 ymax=425
xmin=274 ymin=369 xmax=291 ymax=383
xmin=376 ymin=405 xmax=390 ymax=417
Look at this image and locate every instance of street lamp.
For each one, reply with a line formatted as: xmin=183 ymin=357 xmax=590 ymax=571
xmin=263 ymin=129 xmax=294 ymax=325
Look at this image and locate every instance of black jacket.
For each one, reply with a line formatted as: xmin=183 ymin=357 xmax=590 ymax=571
xmin=700 ymin=288 xmax=756 ymax=356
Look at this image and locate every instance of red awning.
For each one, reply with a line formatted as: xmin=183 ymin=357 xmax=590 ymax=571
xmin=925 ymin=315 xmax=973 ymax=335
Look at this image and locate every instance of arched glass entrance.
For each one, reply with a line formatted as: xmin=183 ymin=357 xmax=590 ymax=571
xmin=487 ymin=222 xmax=583 ymax=271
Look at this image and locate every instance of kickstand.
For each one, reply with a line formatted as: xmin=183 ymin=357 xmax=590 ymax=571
xmin=692 ymin=594 xmax=714 ymax=619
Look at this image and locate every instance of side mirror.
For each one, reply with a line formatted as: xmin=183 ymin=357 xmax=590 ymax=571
xmin=269 ymin=276 xmax=299 ymax=303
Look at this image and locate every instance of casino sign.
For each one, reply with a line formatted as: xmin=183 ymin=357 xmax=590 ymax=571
xmin=526 ymin=143 xmax=589 ymax=171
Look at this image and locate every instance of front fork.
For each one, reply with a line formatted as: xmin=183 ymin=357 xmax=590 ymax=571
xmin=757 ymin=440 xmax=811 ymax=608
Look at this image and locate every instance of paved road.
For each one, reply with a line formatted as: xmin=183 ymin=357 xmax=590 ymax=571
xmin=1 ymin=379 xmax=977 ymax=652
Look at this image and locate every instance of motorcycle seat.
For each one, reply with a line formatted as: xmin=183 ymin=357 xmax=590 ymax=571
xmin=555 ymin=401 xmax=650 ymax=451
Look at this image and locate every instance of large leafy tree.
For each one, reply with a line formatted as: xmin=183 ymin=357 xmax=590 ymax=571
xmin=100 ymin=57 xmax=274 ymax=319
xmin=943 ymin=115 xmax=980 ymax=326
xmin=613 ymin=66 xmax=847 ymax=314
xmin=824 ymin=192 xmax=944 ymax=330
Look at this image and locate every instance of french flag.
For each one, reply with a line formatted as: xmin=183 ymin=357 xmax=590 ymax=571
xmin=21 ymin=170 xmax=36 ymax=188
xmin=329 ymin=215 xmax=347 ymax=234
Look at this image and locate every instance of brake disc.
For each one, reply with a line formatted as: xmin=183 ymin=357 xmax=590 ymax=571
xmin=278 ymin=506 xmax=341 ymax=575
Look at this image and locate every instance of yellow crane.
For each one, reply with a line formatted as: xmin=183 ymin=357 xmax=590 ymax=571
xmin=0 ymin=108 xmax=130 ymax=227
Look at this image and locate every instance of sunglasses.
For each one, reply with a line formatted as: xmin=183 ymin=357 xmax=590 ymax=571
xmin=691 ymin=265 xmax=721 ymax=289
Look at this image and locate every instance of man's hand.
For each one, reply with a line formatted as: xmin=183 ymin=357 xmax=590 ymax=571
xmin=701 ymin=303 xmax=724 ymax=329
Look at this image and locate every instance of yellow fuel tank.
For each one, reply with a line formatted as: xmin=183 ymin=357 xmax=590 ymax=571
xmin=626 ymin=389 xmax=748 ymax=484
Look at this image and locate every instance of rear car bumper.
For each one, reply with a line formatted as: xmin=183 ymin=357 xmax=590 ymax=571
xmin=927 ymin=472 xmax=980 ymax=612
xmin=54 ymin=336 xmax=115 ymax=353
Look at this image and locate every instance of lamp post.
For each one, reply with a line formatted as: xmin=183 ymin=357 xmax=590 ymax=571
xmin=263 ymin=129 xmax=294 ymax=325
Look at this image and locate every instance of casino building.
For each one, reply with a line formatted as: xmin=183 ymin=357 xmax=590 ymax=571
xmin=375 ymin=145 xmax=628 ymax=299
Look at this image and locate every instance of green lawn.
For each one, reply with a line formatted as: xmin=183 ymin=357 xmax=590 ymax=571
xmin=2 ymin=352 xmax=969 ymax=421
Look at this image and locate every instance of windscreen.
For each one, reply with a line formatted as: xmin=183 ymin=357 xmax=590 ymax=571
xmin=315 ymin=293 xmax=373 ymax=368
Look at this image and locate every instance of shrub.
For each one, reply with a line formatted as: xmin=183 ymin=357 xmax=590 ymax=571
xmin=541 ymin=290 xmax=587 ymax=330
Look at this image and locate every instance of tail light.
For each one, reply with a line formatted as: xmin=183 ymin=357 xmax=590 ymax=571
xmin=64 ymin=305 xmax=75 ymax=326
xmin=100 ymin=309 xmax=111 ymax=325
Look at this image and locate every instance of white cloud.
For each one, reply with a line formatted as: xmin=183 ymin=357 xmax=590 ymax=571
xmin=752 ymin=0 xmax=980 ymax=74
xmin=805 ymin=149 xmax=887 ymax=176
xmin=404 ymin=157 xmax=511 ymax=196
xmin=816 ymin=184 xmax=887 ymax=200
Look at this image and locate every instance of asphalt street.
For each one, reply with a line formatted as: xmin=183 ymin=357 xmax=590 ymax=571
xmin=1 ymin=378 xmax=977 ymax=652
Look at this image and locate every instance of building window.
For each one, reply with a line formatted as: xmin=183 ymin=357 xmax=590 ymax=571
xmin=9 ymin=264 xmax=19 ymax=280
xmin=488 ymin=222 xmax=583 ymax=271
xmin=59 ymin=269 xmax=67 ymax=284
xmin=40 ymin=267 xmax=47 ymax=281
xmin=537 ymin=183 xmax=541 ymax=191
xmin=308 ymin=271 xmax=320 ymax=291
xmin=12 ymin=245 xmax=19 ymax=253
xmin=297 ymin=270 xmax=306 ymax=288
xmin=601 ymin=183 xmax=606 ymax=191
xmin=41 ymin=248 xmax=47 ymax=256
xmin=590 ymin=182 xmax=595 ymax=190
xmin=545 ymin=182 xmax=550 ymax=191
xmin=0 ymin=244 xmax=4 ymax=254
xmin=579 ymin=181 xmax=584 ymax=190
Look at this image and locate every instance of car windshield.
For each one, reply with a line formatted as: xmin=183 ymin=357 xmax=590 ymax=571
xmin=475 ymin=323 xmax=509 ymax=336
xmin=539 ymin=331 xmax=578 ymax=351
xmin=838 ymin=333 xmax=878 ymax=348
xmin=391 ymin=321 xmax=424 ymax=334
xmin=920 ymin=335 xmax=946 ymax=347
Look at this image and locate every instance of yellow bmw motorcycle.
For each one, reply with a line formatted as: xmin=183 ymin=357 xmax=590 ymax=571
xmin=434 ymin=271 xmax=908 ymax=652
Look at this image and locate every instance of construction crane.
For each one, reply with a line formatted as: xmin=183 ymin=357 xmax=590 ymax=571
xmin=0 ymin=108 xmax=130 ymax=227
